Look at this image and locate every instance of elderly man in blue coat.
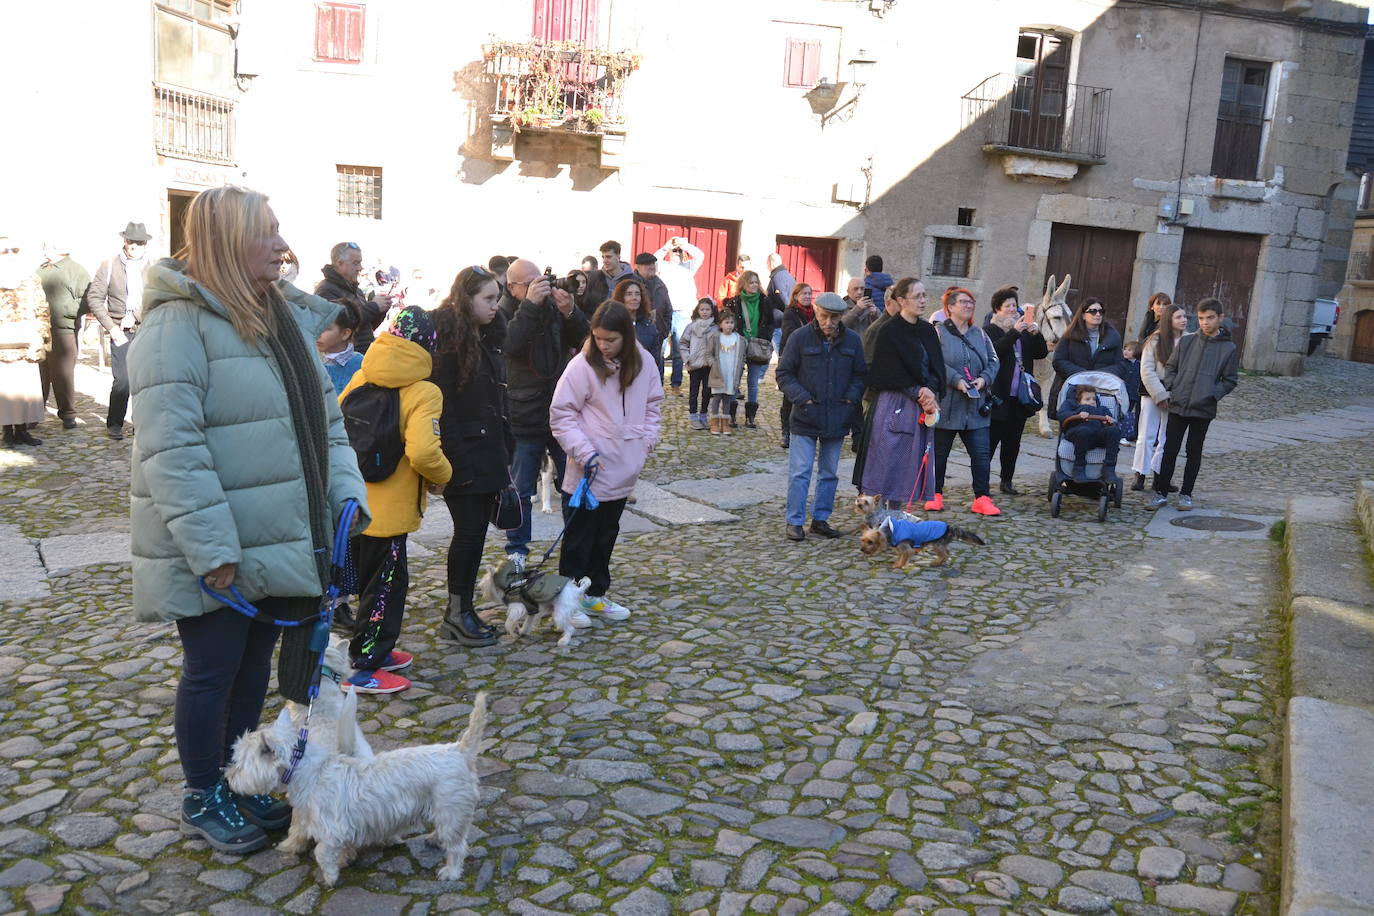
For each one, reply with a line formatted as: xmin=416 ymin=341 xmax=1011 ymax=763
xmin=776 ymin=292 xmax=867 ymax=541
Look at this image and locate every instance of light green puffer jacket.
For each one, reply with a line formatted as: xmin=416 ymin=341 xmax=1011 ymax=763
xmin=128 ymin=259 xmax=370 ymax=622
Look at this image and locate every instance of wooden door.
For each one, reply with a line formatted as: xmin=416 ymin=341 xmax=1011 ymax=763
xmin=776 ymin=236 xmax=839 ymax=295
xmin=1351 ymin=310 xmax=1374 ymax=363
xmin=1175 ymin=229 xmax=1261 ymax=358
xmin=1010 ymin=31 xmax=1071 ymax=152
xmin=631 ymin=213 xmax=739 ymax=301
xmin=532 ymin=0 xmax=595 ymax=42
xmin=1045 ymin=224 xmax=1138 ymax=332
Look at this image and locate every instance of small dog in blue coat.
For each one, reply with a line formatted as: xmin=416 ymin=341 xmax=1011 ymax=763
xmin=859 ymin=516 xmax=985 ymax=568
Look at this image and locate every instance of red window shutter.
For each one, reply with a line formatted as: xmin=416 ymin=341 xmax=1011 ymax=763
xmin=341 ymin=5 xmax=364 ymax=62
xmin=784 ymin=39 xmax=821 ymax=88
xmin=315 ymin=4 xmax=334 ymax=59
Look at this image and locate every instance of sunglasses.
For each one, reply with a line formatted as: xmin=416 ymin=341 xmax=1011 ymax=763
xmin=470 ymin=264 xmax=489 ymax=276
xmin=0 ymin=246 xmax=18 ymax=255
xmin=343 ymin=242 xmax=360 ymax=251
xmin=1084 ymin=307 xmax=1103 ymax=315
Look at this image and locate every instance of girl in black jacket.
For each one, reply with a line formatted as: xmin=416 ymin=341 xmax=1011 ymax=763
xmin=777 ymin=283 xmax=815 ymax=447
xmin=430 ymin=266 xmax=512 ymax=647
xmin=1050 ymin=297 xmax=1126 ymax=408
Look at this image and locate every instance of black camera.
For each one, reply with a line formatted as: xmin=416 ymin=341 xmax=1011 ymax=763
xmin=544 ymin=267 xmax=577 ymax=294
xmin=978 ymin=393 xmax=1003 ymax=417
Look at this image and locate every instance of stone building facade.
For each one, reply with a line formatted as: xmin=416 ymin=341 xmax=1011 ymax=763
xmin=2 ymin=0 xmax=1366 ymax=373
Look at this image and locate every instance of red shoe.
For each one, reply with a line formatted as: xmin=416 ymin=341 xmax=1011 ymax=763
xmin=923 ymin=493 xmax=944 ymax=512
xmin=344 ymin=669 xmax=410 ymax=695
xmin=379 ymin=650 xmax=412 ymax=672
xmin=970 ymin=495 xmax=1002 ymax=516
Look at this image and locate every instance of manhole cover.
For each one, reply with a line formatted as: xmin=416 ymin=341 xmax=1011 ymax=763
xmin=1169 ymin=515 xmax=1264 ymax=532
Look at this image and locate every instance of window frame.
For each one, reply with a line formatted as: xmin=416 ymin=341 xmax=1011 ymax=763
xmin=931 ymin=237 xmax=973 ymax=279
xmin=1210 ymin=56 xmax=1273 ymax=181
xmin=154 ymin=0 xmax=235 ymax=97
xmin=314 ymin=2 xmax=366 ymax=65
xmin=783 ymin=37 xmax=822 ymax=88
xmin=336 ymin=164 xmax=383 ymax=220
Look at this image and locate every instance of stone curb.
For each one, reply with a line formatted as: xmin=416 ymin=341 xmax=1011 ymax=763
xmin=1282 ymin=489 xmax=1374 ymax=914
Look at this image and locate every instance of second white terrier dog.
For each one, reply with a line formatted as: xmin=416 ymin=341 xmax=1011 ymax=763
xmin=227 ymin=689 xmax=488 ymax=887
xmin=538 ymin=455 xmax=557 ymax=513
xmin=479 ymin=559 xmax=592 ymax=647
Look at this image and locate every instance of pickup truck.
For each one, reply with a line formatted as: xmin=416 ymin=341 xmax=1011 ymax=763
xmin=1310 ymin=298 xmax=1340 ymax=355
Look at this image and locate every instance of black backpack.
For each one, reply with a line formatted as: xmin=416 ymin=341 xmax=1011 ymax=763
xmin=341 ymin=383 xmax=404 ymax=482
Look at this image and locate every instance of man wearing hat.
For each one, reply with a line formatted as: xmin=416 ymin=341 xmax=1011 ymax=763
xmin=87 ymin=221 xmax=152 ymax=439
xmin=774 ymin=292 xmax=867 ymax=541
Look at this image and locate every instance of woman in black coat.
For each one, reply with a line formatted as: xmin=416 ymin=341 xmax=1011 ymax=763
xmin=1049 ymin=296 xmax=1125 ymax=408
xmin=983 ymin=286 xmax=1048 ymax=494
xmin=852 ymin=277 xmax=946 ymax=506
xmin=431 ymin=265 xmax=513 ymax=647
xmin=777 ymin=283 xmax=815 ymax=447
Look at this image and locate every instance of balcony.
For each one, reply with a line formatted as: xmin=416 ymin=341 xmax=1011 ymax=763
xmin=481 ymin=40 xmax=640 ymax=169
xmin=962 ymin=73 xmax=1110 ymax=181
xmin=154 ymin=84 xmax=235 ymax=166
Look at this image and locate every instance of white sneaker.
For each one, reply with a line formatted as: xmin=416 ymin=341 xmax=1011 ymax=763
xmin=570 ymin=611 xmax=593 ymax=628
xmin=581 ymin=595 xmax=632 ymax=621
xmin=506 ymin=552 xmax=526 ymax=573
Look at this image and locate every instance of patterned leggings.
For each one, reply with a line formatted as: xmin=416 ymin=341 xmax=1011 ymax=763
xmin=349 ymin=533 xmax=409 ymax=671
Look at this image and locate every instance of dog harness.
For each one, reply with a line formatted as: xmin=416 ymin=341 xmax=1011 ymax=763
xmin=880 ymin=516 xmax=950 ymax=548
xmin=492 ymin=560 xmax=570 ymax=606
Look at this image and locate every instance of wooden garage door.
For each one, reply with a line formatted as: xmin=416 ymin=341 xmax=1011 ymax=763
xmin=631 ymin=213 xmax=739 ymax=301
xmin=1175 ymin=229 xmax=1260 ymax=358
xmin=1046 ymin=223 xmax=1138 ymax=333
xmin=1351 ymin=310 xmax=1374 ymax=364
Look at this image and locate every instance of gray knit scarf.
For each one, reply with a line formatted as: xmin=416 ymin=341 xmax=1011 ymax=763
xmin=263 ymin=291 xmax=334 ymax=703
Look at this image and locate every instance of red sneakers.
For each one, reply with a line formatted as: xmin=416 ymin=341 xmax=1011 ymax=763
xmin=344 ymin=669 xmax=410 ymax=694
xmin=378 ymin=650 xmax=412 ymax=672
xmin=923 ymin=493 xmax=944 ymax=512
xmin=970 ymin=495 xmax=1002 ymax=516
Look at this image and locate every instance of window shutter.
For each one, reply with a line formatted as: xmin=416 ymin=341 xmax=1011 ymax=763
xmin=314 ymin=4 xmax=333 ymax=60
xmin=784 ymin=38 xmax=820 ymax=88
xmin=341 ymin=5 xmax=364 ymax=62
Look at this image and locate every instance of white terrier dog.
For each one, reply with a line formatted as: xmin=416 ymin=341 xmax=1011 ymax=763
xmin=227 ymin=689 xmax=488 ymax=887
xmin=479 ymin=560 xmax=592 ymax=647
xmin=301 ymin=636 xmax=375 ymax=758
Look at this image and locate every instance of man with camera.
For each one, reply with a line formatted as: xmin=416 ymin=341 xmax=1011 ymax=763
xmin=316 ymin=241 xmax=383 ymax=354
xmin=842 ymin=277 xmax=879 ymax=334
xmin=654 ymin=237 xmax=704 ymax=396
xmin=500 ymin=259 xmax=590 ymax=568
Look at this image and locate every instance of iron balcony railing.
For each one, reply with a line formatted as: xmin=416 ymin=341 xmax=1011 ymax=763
xmin=962 ymin=73 xmax=1110 ymax=162
xmin=154 ymin=83 xmax=235 ymax=165
xmin=482 ymin=40 xmax=639 ymax=131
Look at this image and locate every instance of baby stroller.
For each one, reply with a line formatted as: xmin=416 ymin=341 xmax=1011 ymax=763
xmin=1047 ymin=370 xmax=1127 ymax=522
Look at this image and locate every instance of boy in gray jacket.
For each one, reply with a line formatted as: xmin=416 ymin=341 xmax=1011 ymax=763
xmin=1147 ymin=298 xmax=1239 ymax=511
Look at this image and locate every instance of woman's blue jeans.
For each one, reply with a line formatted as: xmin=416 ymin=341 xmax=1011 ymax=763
xmin=746 ymin=362 xmax=767 ymax=404
xmin=933 ymin=426 xmax=992 ymax=499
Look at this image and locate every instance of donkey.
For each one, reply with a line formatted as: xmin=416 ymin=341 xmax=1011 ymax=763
xmin=1032 ymin=274 xmax=1072 ymax=438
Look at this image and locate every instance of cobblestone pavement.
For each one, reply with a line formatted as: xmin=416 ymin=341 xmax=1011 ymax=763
xmin=1 ymin=356 xmax=1372 ymax=916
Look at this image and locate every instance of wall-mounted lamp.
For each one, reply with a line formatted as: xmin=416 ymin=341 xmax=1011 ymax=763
xmin=865 ymin=0 xmax=896 ymax=18
xmin=848 ymin=52 xmax=877 ymax=91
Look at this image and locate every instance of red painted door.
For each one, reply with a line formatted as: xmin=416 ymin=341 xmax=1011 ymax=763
xmin=631 ymin=213 xmax=739 ymax=301
xmin=776 ymin=236 xmax=839 ymax=294
xmin=532 ymin=0 xmax=595 ymax=42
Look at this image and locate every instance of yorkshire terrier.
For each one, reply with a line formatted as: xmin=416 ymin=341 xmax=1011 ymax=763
xmin=858 ymin=516 xmax=985 ymax=568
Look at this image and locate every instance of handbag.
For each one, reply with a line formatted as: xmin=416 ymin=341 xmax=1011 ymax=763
xmin=491 ymin=483 xmax=525 ymax=531
xmin=1011 ymin=340 xmax=1044 ymax=419
xmin=745 ymin=336 xmax=774 ymax=365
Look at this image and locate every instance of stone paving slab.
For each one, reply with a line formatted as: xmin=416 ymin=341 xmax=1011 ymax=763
xmin=626 ymin=481 xmax=739 ymax=525
xmin=1284 ymin=697 xmax=1374 ymax=914
xmin=0 ymin=525 xmax=47 ymax=603
xmin=1143 ymin=507 xmax=1281 ymax=540
xmin=39 ymin=531 xmax=132 ymax=574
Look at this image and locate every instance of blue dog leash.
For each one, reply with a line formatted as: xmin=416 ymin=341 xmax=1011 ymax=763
xmin=524 ymin=455 xmax=598 ymax=574
xmin=199 ymin=498 xmax=360 ymax=783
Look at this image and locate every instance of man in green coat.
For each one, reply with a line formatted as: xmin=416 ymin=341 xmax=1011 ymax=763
xmin=37 ymin=243 xmax=90 ymax=429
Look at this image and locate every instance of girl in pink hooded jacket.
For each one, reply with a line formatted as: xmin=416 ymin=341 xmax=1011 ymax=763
xmin=550 ymin=300 xmax=663 ymax=620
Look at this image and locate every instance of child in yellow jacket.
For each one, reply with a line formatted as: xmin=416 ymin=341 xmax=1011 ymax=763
xmin=338 ymin=307 xmax=451 ymax=693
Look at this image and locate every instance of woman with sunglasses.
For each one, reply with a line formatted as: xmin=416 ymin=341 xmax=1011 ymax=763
xmin=1049 ymin=296 xmax=1126 ymax=408
xmin=430 ymin=265 xmax=509 ymax=647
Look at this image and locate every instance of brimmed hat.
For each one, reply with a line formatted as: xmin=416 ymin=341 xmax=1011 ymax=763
xmin=386 ymin=305 xmax=438 ymax=353
xmin=120 ymin=222 xmax=152 ymax=243
xmin=815 ymin=292 xmax=848 ymax=314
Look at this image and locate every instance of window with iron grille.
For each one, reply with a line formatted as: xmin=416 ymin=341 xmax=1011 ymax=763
xmin=337 ymin=165 xmax=382 ymax=219
xmin=932 ymin=238 xmax=972 ymax=278
xmin=316 ymin=2 xmax=365 ymax=64
xmin=1211 ymin=57 xmax=1270 ymax=180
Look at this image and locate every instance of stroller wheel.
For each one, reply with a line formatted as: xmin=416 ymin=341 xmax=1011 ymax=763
xmin=1097 ymin=494 xmax=1110 ymax=522
xmin=1050 ymin=492 xmax=1062 ymax=518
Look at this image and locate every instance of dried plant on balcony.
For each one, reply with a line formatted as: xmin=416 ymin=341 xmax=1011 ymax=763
xmin=482 ymin=39 xmax=640 ymax=133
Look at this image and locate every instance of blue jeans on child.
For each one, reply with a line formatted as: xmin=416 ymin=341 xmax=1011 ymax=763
xmin=787 ymin=435 xmax=843 ymax=526
xmin=505 ymin=435 xmax=568 ymax=558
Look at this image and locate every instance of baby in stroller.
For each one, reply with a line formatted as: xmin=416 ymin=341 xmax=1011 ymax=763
xmin=1059 ymin=384 xmax=1123 ymax=483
